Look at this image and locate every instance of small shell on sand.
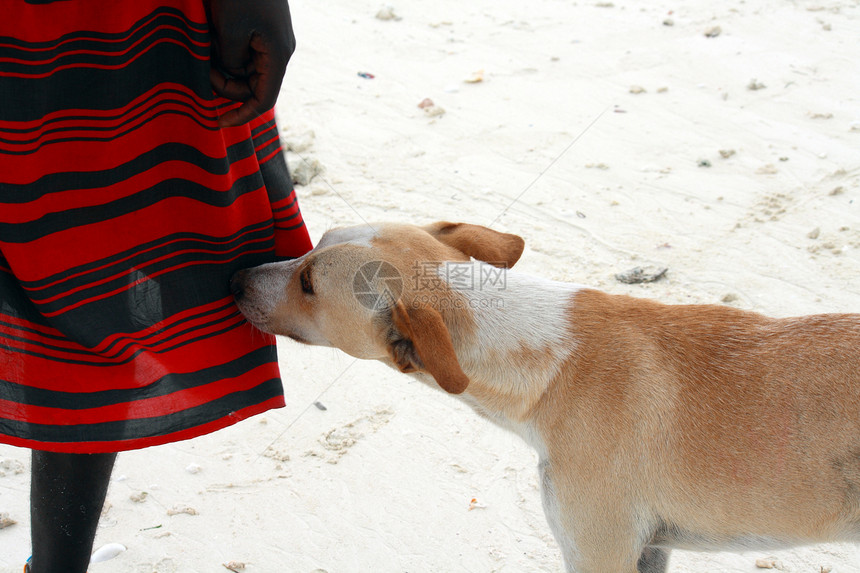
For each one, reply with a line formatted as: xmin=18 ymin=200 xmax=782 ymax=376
xmin=90 ymin=543 xmax=127 ymax=563
xmin=424 ymin=105 xmax=446 ymax=118
xmin=464 ymin=70 xmax=484 ymax=83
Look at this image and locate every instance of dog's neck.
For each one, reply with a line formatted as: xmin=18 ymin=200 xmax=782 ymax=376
xmin=435 ymin=262 xmax=581 ymax=449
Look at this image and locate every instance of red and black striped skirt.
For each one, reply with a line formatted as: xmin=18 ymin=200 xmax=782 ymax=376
xmin=0 ymin=0 xmax=312 ymax=452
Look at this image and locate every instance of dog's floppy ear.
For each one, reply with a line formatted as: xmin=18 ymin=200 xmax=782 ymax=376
xmin=389 ymin=299 xmax=469 ymax=394
xmin=423 ymin=222 xmax=524 ymax=269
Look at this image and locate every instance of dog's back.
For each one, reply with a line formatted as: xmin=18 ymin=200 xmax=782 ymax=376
xmin=540 ymin=288 xmax=860 ymax=550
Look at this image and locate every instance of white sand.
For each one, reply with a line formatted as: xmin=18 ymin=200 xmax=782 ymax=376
xmin=2 ymin=0 xmax=860 ymax=571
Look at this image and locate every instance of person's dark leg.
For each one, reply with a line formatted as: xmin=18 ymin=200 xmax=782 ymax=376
xmin=29 ymin=451 xmax=118 ymax=573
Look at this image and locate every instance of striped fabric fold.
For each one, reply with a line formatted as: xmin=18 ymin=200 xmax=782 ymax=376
xmin=0 ymin=0 xmax=312 ymax=452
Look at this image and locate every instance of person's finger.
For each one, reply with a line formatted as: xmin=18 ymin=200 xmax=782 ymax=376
xmin=216 ymin=74 xmax=268 ymax=127
xmin=210 ymin=67 xmax=253 ymax=102
xmin=248 ymin=35 xmax=286 ymax=109
xmin=218 ymin=101 xmax=261 ymax=128
xmin=217 ymin=36 xmax=287 ymax=128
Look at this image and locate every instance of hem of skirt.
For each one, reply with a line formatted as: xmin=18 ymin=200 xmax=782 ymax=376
xmin=0 ymin=396 xmax=286 ymax=454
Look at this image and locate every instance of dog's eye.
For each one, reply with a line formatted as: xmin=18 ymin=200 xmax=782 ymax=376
xmin=300 ymin=266 xmax=314 ymax=295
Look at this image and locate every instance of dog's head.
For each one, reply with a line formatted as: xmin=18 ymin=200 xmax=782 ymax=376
xmin=231 ymin=222 xmax=524 ymax=394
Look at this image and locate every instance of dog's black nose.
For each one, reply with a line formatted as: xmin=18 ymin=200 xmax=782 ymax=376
xmin=230 ymin=271 xmax=246 ymax=301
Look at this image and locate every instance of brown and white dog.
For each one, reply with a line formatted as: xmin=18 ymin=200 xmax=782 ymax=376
xmin=231 ymin=222 xmax=860 ymax=573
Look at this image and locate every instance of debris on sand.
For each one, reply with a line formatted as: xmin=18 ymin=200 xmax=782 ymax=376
xmin=747 ymin=79 xmax=767 ymax=91
xmin=418 ymin=98 xmax=446 ymax=117
xmin=375 ymin=5 xmax=401 ymax=21
xmin=287 ymin=155 xmax=325 ymax=186
xmin=615 ymin=266 xmax=668 ymax=284
xmin=167 ymin=504 xmax=199 ymax=516
xmin=0 ymin=512 xmax=15 ymax=529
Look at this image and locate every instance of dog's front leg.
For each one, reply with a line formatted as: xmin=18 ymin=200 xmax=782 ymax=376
xmin=637 ymin=547 xmax=669 ymax=573
xmin=539 ymin=459 xmax=653 ymax=573
xmin=539 ymin=459 xmax=580 ymax=570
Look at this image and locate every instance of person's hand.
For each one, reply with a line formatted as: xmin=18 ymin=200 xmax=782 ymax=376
xmin=208 ymin=0 xmax=295 ymax=128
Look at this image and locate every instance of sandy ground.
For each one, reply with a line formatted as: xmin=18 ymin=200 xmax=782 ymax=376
xmin=2 ymin=0 xmax=860 ymax=571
